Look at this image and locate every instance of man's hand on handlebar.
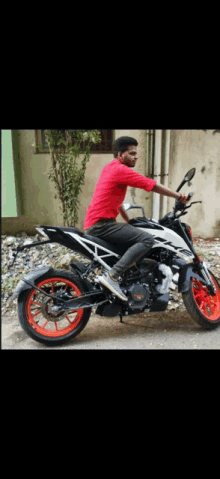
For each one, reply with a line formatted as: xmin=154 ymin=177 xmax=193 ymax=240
xmin=174 ymin=192 xmax=193 ymax=212
xmin=179 ymin=194 xmax=190 ymax=204
xmin=178 ymin=192 xmax=194 ymax=205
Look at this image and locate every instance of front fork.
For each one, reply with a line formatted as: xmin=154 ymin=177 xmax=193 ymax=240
xmin=196 ymin=261 xmax=216 ymax=295
xmin=176 ymin=221 xmax=216 ymax=295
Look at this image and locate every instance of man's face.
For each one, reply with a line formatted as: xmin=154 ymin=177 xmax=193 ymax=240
xmin=118 ymin=145 xmax=138 ymax=168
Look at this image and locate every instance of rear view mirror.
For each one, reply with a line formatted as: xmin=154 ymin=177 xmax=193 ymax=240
xmin=184 ymin=168 xmax=196 ymax=182
xmin=123 ymin=203 xmax=131 ymax=211
xmin=123 ymin=203 xmax=146 ymax=217
xmin=176 ymin=167 xmax=196 ymax=193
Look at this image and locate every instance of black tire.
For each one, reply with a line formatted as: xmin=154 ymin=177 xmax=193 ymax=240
xmin=17 ymin=268 xmax=91 ymax=346
xmin=182 ymin=270 xmax=220 ymax=330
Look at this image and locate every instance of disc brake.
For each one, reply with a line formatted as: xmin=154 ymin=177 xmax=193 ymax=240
xmin=41 ymin=296 xmax=67 ymax=321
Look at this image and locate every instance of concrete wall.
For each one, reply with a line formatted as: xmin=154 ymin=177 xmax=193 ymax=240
xmin=167 ymin=130 xmax=220 ymax=237
xmin=2 ymin=129 xmax=220 ymax=238
xmin=2 ymin=130 xmax=154 ymax=234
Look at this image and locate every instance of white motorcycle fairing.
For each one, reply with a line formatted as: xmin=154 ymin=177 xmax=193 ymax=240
xmin=137 ymin=219 xmax=194 ymax=263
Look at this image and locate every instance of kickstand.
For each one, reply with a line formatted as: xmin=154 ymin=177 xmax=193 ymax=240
xmin=119 ymin=313 xmax=124 ymax=323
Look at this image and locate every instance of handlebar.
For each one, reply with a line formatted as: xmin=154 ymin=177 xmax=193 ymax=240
xmin=174 ymin=192 xmax=202 ymax=216
xmin=186 ymin=192 xmax=194 ymax=201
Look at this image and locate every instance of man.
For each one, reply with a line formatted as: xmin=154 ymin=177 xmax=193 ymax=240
xmin=84 ymin=136 xmax=189 ymax=301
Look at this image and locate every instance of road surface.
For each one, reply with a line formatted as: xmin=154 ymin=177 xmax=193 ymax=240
xmin=2 ymin=308 xmax=220 ymax=349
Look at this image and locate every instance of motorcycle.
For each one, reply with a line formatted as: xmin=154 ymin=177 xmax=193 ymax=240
xmin=11 ymin=167 xmax=220 ymax=346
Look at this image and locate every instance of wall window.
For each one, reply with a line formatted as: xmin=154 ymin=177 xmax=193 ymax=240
xmin=35 ymin=130 xmax=113 ymax=154
xmin=34 ymin=130 xmax=49 ymax=153
xmin=90 ymin=130 xmax=113 ymax=153
xmin=42 ymin=130 xmax=49 ymax=149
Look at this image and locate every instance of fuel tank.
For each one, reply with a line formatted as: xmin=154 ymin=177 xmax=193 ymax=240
xmin=129 ymin=217 xmax=194 ymax=261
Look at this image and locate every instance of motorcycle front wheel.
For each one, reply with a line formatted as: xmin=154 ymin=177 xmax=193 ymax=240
xmin=182 ymin=270 xmax=220 ymax=330
xmin=17 ymin=269 xmax=91 ymax=346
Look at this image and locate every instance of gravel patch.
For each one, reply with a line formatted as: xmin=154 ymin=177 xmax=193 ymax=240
xmin=1 ymin=233 xmax=220 ymax=316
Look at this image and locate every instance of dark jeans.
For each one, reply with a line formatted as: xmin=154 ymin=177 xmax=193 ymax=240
xmin=85 ymin=219 xmax=154 ymax=278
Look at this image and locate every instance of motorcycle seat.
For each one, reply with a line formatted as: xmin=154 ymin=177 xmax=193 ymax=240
xmin=58 ymin=226 xmax=84 ymax=237
xmin=58 ymin=226 xmax=127 ymax=256
xmin=83 ymin=234 xmax=127 ymax=256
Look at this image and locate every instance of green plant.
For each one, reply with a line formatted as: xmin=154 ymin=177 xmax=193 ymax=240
xmin=44 ymin=130 xmax=101 ymax=226
xmin=1 ymin=271 xmax=24 ymax=297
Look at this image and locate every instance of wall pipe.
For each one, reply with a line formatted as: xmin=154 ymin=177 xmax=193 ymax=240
xmin=161 ymin=130 xmax=170 ymax=218
xmin=152 ymin=129 xmax=162 ymax=220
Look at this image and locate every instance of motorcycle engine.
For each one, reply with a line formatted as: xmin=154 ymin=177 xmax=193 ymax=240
xmin=127 ymin=283 xmax=151 ymax=310
xmin=124 ymin=258 xmax=158 ymax=311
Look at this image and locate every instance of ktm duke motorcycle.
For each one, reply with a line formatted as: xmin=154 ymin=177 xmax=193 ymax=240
xmin=11 ymin=168 xmax=220 ymax=345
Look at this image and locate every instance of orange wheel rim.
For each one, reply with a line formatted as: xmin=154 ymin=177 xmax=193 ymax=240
xmin=192 ymin=275 xmax=220 ymax=321
xmin=26 ymin=277 xmax=84 ymax=338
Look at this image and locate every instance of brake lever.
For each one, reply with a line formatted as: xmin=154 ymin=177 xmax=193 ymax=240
xmin=176 ymin=211 xmax=188 ymax=218
xmin=184 ymin=204 xmax=192 ymax=209
xmin=184 ymin=201 xmax=202 ymax=209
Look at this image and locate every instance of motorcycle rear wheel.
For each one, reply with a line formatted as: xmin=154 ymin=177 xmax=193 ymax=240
xmin=182 ymin=270 xmax=220 ymax=330
xmin=17 ymin=269 xmax=91 ymax=346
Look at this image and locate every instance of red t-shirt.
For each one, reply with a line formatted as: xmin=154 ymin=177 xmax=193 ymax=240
xmin=84 ymin=158 xmax=156 ymax=230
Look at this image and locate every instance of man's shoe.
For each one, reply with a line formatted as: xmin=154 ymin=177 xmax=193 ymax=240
xmin=98 ymin=272 xmax=128 ymax=302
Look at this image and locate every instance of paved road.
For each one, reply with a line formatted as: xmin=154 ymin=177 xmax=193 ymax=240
xmin=2 ymin=308 xmax=220 ymax=349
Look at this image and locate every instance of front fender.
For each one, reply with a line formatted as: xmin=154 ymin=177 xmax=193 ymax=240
xmin=178 ymin=263 xmax=207 ymax=293
xmin=13 ymin=267 xmax=52 ymax=299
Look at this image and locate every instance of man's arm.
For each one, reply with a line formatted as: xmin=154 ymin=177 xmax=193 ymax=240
xmin=119 ymin=184 xmax=188 ymax=224
xmin=119 ymin=205 xmax=130 ymax=223
xmin=152 ymin=183 xmax=188 ymax=203
xmin=117 ymin=165 xmax=188 ymax=203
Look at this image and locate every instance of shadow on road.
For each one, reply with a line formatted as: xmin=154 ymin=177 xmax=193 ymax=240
xmin=71 ymin=310 xmax=203 ymax=346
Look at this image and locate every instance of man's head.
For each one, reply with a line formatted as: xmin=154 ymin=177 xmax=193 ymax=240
xmin=114 ymin=136 xmax=138 ymax=168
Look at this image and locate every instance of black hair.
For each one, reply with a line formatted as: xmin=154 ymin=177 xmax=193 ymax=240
xmin=113 ymin=136 xmax=138 ymax=157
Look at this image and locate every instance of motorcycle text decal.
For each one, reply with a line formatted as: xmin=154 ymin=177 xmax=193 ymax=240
xmin=153 ymin=237 xmax=193 ymax=257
